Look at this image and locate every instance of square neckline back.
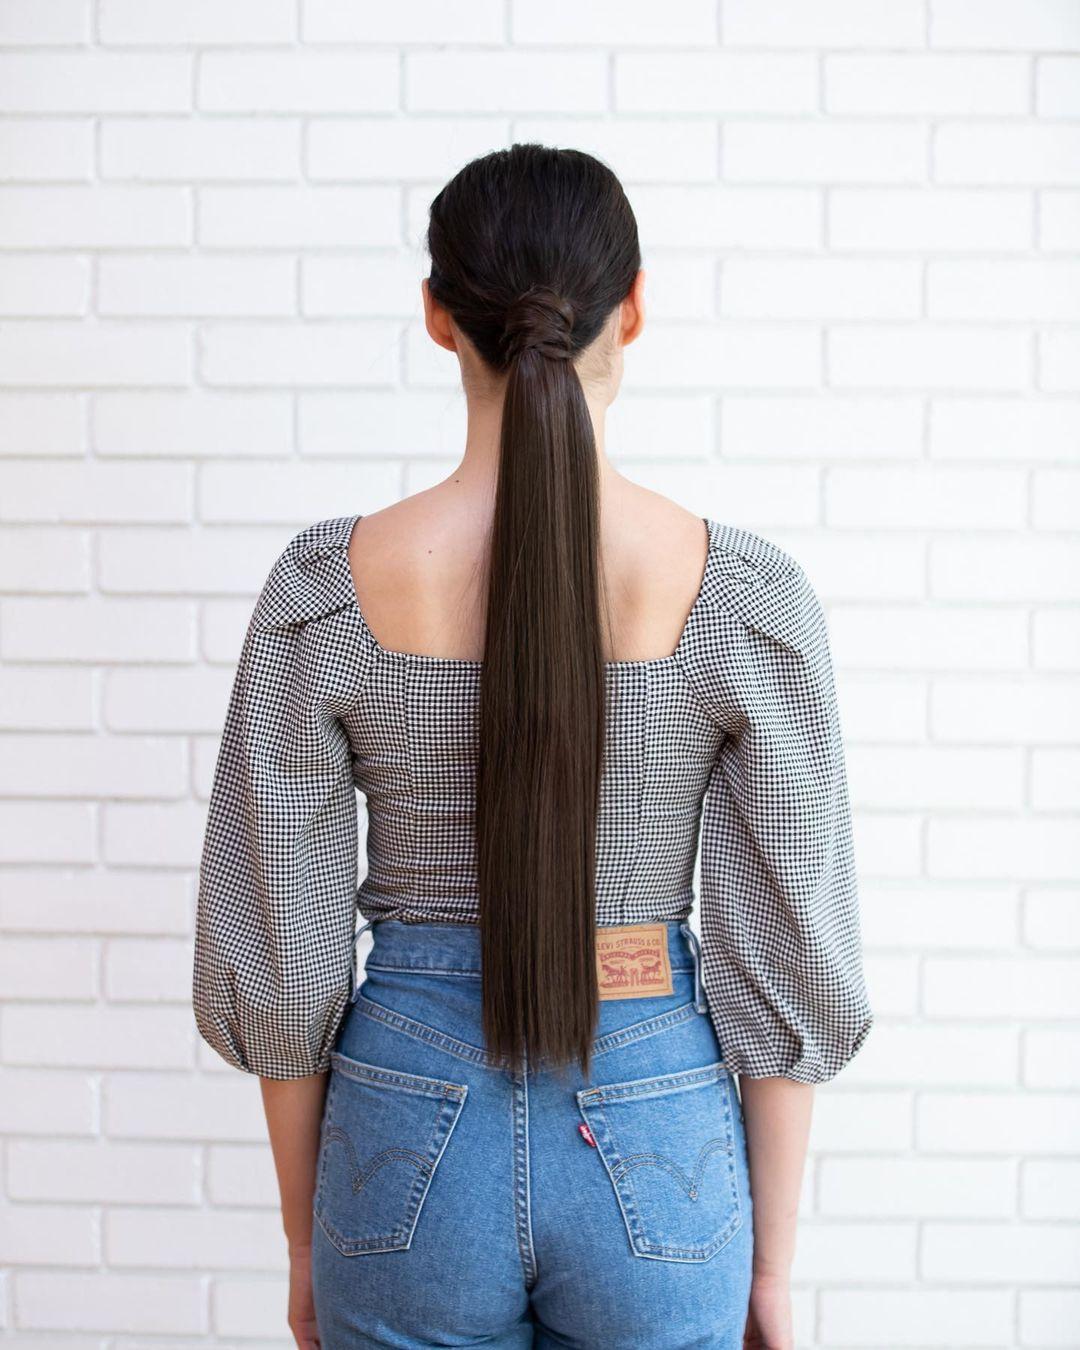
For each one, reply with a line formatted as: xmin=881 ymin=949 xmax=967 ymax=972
xmin=342 ymin=512 xmax=717 ymax=671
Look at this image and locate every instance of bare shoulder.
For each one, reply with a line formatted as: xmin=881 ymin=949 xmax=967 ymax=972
xmin=346 ymin=490 xmax=487 ymax=656
xmin=604 ymin=489 xmax=711 ymax=590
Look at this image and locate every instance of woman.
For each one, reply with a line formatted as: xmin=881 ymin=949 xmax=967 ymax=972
xmin=193 ymin=143 xmax=874 ymax=1350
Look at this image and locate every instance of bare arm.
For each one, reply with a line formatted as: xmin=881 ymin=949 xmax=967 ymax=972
xmin=260 ymin=1074 xmax=330 ymax=1254
xmin=739 ymin=1076 xmax=814 ymax=1277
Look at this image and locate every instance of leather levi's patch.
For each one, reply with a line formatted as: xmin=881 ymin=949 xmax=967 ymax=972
xmin=595 ymin=923 xmax=674 ymax=1000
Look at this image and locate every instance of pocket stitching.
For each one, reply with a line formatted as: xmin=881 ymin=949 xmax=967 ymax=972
xmin=314 ymin=1057 xmax=468 ymax=1257
xmin=577 ymin=1064 xmax=741 ymax=1262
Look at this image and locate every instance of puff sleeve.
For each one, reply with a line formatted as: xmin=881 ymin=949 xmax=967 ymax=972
xmin=192 ymin=533 xmax=361 ymax=1080
xmin=697 ymin=555 xmax=874 ymax=1084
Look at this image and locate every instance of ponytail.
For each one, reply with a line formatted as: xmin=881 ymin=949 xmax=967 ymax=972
xmin=425 ymin=144 xmax=641 ymax=1079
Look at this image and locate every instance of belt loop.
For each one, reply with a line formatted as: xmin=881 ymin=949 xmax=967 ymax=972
xmin=679 ymin=921 xmax=709 ymax=1015
xmin=350 ymin=917 xmax=375 ymax=1002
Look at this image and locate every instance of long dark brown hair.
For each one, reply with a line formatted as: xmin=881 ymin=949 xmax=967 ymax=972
xmin=425 ymin=143 xmax=641 ymax=1082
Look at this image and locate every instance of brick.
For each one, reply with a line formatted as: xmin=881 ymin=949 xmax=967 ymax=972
xmin=101 ymin=117 xmax=300 ymax=181
xmin=0 ymin=53 xmax=191 ymax=113
xmin=514 ymin=0 xmax=716 ymax=45
xmin=0 ymin=0 xmax=89 ymax=42
xmin=104 ymin=1070 xmax=266 ymax=1141
xmin=827 ymin=54 xmax=1029 ymax=114
xmin=725 ymin=121 xmax=927 ymax=183
xmin=106 ymin=1208 xmax=282 ymax=1269
xmin=928 ymin=537 xmax=1080 ymax=602
xmin=307 ymin=115 xmax=508 ymax=182
xmin=822 ymin=1289 xmax=1012 ymax=1346
xmin=0 ymin=393 xmax=84 ymax=456
xmin=0 ymin=868 xmax=189 ymax=934
xmin=931 ymin=677 xmax=1080 ymax=742
xmin=0 ymin=935 xmax=97 ymax=998
xmin=792 ymin=1221 xmax=917 ymax=1282
xmin=820 ymin=1157 xmax=1017 ymax=1217
xmin=214 ymin=1275 xmax=289 ymax=1338
xmin=1024 ymin=1161 xmax=1080 ymax=1219
xmin=1041 ymin=332 xmax=1080 ymax=392
xmin=1039 ymin=56 xmax=1080 ymax=116
xmin=1 ymin=596 xmax=196 ymax=661
xmin=206 ymin=1144 xmax=279 ymax=1205
xmin=936 ymin=124 xmax=1080 ymax=185
xmin=1033 ymin=445 xmax=1080 ymax=508
xmin=928 ymin=818 xmax=1080 ymax=882
xmin=1040 ymin=189 xmax=1080 ymax=251
xmin=8 ymin=1140 xmax=200 ymax=1203
xmin=302 ymin=255 xmax=422 ymax=317
xmin=199 ymin=51 xmax=398 ymax=113
xmin=198 ymin=185 xmax=398 ymax=248
xmin=404 ymin=51 xmax=607 ymax=113
xmin=200 ymin=459 xmax=399 ymax=522
xmin=924 ymin=1222 xmax=1080 ymax=1282
xmin=0 ymin=256 xmax=89 ymax=315
xmin=724 ymin=0 xmax=925 ymax=47
xmin=297 ymin=391 xmax=466 ymax=459
xmin=0 ymin=1206 xmax=98 ymax=1266
xmin=615 ymin=53 xmax=817 ymax=113
xmin=928 ymin=260 xmax=1080 ymax=319
xmin=722 ymin=394 xmax=922 ymax=459
xmin=722 ymin=259 xmax=920 ymax=319
xmin=1024 ymin=889 xmax=1080 ymax=949
xmin=104 ymin=937 xmax=194 ymax=1001
xmin=0 ymin=801 xmax=95 ymax=863
xmin=929 ymin=396 xmax=1080 ymax=461
xmin=99 ymin=255 xmax=296 ymax=316
xmin=925 ymin=957 xmax=1080 ymax=1018
xmin=828 ymin=465 xmax=1025 ymax=528
xmin=1032 ymin=748 xmax=1080 ymax=809
xmin=828 ymin=325 xmax=1029 ymax=390
xmin=3 ymin=1005 xmax=193 ymax=1068
xmin=99 ymin=0 xmax=296 ymax=44
xmin=0 ymin=459 xmax=192 ymax=521
xmin=1025 ymin=1028 xmax=1080 ymax=1087
xmin=830 ymin=187 xmax=1031 ymax=250
xmin=632 ymin=323 xmax=820 ymax=389
xmin=0 ymin=186 xmax=190 ymax=247
xmin=931 ymin=0 xmax=1080 ymax=50
xmin=0 ymin=119 xmax=93 ymax=180
xmin=845 ymin=1022 xmax=1018 ymax=1086
xmin=304 ymin=0 xmax=501 ymax=42
xmin=637 ymin=185 xmax=822 ymax=252
xmin=0 ymin=1068 xmax=96 ymax=1135
xmin=200 ymin=320 xmax=399 ymax=386
xmin=847 ymin=746 xmax=1022 ymax=809
xmin=93 ymin=390 xmax=291 ymax=458
xmin=1021 ymin=1290 xmax=1080 ymax=1345
xmin=829 ymin=605 xmax=1028 ymax=670
xmin=14 ymin=1271 xmax=204 ymax=1334
xmin=1034 ymin=610 xmax=1080 ymax=669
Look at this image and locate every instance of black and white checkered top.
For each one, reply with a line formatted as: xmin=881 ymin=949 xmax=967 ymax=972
xmin=194 ymin=512 xmax=874 ymax=1085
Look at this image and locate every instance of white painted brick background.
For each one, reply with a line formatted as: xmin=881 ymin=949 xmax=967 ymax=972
xmin=0 ymin=0 xmax=1078 ymax=1346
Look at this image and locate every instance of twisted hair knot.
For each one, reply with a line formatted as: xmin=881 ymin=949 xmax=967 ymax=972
xmin=500 ymin=286 xmax=576 ymax=365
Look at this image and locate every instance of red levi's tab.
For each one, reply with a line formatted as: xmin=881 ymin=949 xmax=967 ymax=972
xmin=578 ymin=1122 xmax=597 ymax=1147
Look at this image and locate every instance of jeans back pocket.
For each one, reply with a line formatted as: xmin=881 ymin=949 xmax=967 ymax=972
xmin=314 ymin=1051 xmax=468 ymax=1257
xmin=576 ymin=1061 xmax=741 ymax=1262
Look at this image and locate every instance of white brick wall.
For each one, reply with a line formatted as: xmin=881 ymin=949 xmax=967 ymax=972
xmin=0 ymin=2 xmax=1077 ymax=1346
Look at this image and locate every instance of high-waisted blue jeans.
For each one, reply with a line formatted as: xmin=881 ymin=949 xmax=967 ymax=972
xmin=311 ymin=918 xmax=754 ymax=1349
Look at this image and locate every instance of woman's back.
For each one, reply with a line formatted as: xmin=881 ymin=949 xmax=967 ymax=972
xmin=345 ymin=489 xmax=713 ymax=667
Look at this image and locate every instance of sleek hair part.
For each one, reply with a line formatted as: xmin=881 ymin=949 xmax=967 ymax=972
xmin=425 ymin=142 xmax=641 ymax=1082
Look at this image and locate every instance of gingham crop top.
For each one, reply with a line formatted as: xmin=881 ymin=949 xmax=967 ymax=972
xmin=193 ymin=512 xmax=874 ymax=1085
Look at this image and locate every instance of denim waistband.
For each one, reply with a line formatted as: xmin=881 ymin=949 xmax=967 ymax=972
xmin=351 ymin=916 xmax=709 ymax=1016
